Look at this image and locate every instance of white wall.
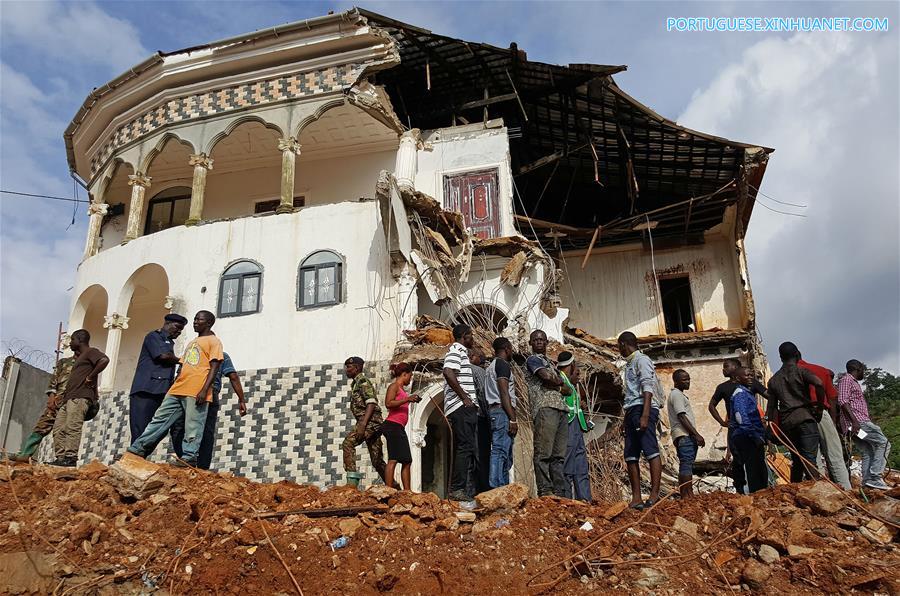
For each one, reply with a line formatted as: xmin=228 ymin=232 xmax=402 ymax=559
xmin=562 ymin=238 xmax=744 ymax=339
xmin=415 ymin=123 xmax=516 ymax=237
xmin=74 ymin=201 xmax=401 ymax=389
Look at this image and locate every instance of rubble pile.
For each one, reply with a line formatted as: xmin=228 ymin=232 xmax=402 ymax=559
xmin=2 ymin=458 xmax=898 ymax=594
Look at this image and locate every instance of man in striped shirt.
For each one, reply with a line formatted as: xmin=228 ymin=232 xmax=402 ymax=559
xmin=838 ymin=360 xmax=892 ymax=490
xmin=443 ymin=324 xmax=478 ymax=500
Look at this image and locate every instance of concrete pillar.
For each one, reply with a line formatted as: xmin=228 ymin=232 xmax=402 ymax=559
xmin=396 ymin=262 xmax=419 ymax=343
xmin=276 ymin=138 xmax=301 ymax=214
xmin=123 ymin=173 xmax=151 ymax=243
xmin=394 ymin=129 xmax=421 ymax=191
xmin=99 ymin=313 xmax=129 ymax=392
xmin=83 ymin=201 xmax=109 ymax=260
xmin=185 ymin=154 xmax=213 ymax=226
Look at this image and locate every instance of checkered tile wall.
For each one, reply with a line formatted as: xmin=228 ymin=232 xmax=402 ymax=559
xmin=90 ymin=62 xmax=368 ymax=176
xmin=38 ymin=362 xmax=390 ymax=487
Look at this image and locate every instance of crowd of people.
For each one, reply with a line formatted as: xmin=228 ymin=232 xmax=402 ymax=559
xmin=10 ymin=313 xmax=893 ymax=503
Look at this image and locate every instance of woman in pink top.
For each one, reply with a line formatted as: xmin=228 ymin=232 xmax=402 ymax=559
xmin=383 ymin=362 xmax=421 ymax=490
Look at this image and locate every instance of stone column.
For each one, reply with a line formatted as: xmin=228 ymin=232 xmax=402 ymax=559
xmin=123 ymin=173 xmax=151 ymax=243
xmin=276 ymin=138 xmax=301 ymax=214
xmin=99 ymin=313 xmax=129 ymax=392
xmin=394 ymin=128 xmax=421 ymax=191
xmin=185 ymin=154 xmax=213 ymax=226
xmin=82 ymin=201 xmax=109 ymax=260
xmin=396 ymin=262 xmax=419 ymax=344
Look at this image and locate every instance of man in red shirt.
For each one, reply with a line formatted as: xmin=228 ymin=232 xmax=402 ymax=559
xmin=798 ymin=352 xmax=851 ymax=489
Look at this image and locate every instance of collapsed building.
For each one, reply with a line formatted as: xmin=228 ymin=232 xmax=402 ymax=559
xmin=54 ymin=8 xmax=772 ymax=494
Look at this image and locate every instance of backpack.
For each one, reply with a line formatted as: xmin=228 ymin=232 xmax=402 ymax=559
xmin=729 ymin=385 xmax=764 ymax=443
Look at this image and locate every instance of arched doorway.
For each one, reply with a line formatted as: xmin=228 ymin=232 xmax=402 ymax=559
xmin=114 ymin=264 xmax=170 ymax=391
xmin=452 ymin=303 xmax=509 ymax=335
xmin=70 ymin=284 xmax=109 ymax=356
xmin=407 ymin=382 xmax=451 ymax=496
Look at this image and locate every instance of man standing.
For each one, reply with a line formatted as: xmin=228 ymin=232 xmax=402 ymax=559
xmin=766 ymin=342 xmax=826 ymax=483
xmin=129 ymin=314 xmax=187 ymax=451
xmin=558 ymin=352 xmax=592 ymax=502
xmin=618 ymin=331 xmax=663 ymax=509
xmin=526 ymin=329 xmax=571 ymax=498
xmin=341 ymin=356 xmax=387 ymax=485
xmin=171 ymin=351 xmax=247 ymax=470
xmin=127 ymin=311 xmax=222 ymax=467
xmin=839 ymin=360 xmax=892 ymax=490
xmin=708 ymin=358 xmax=767 ymax=493
xmin=443 ymin=324 xmax=478 ymax=500
xmin=11 ymin=354 xmax=74 ymax=462
xmin=797 ymin=353 xmax=851 ymax=489
xmin=729 ymin=367 xmax=768 ymax=493
xmin=485 ymin=337 xmax=517 ymax=488
xmin=51 ymin=330 xmax=109 ymax=466
xmin=668 ymin=369 xmax=706 ymax=499
xmin=470 ymin=347 xmax=491 ymax=494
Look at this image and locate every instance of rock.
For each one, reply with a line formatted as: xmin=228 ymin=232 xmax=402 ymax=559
xmin=0 ymin=551 xmax=57 ymax=594
xmin=672 ymin=516 xmax=699 ymax=540
xmin=149 ymin=493 xmax=170 ymax=505
xmin=757 ymin=544 xmax=780 ymax=564
xmin=104 ymin=453 xmax=165 ymax=499
xmin=455 ymin=511 xmax=476 ymax=523
xmin=786 ymin=545 xmax=815 ymax=557
xmin=52 ymin=468 xmax=80 ymax=481
xmin=367 ymin=485 xmax=398 ymax=502
xmin=796 ymin=481 xmax=845 ymax=515
xmin=869 ymin=497 xmax=900 ymax=526
xmin=218 ymin=481 xmax=240 ymax=493
xmin=436 ymin=517 xmax=459 ymax=532
xmin=635 ymin=567 xmax=668 ymax=589
xmin=472 ymin=520 xmax=494 ymax=534
xmin=859 ymin=520 xmax=895 ymax=545
xmin=338 ymin=518 xmax=363 ymax=536
xmin=832 ymin=512 xmax=862 ymax=529
xmin=69 ymin=511 xmax=104 ymax=543
xmin=475 ymin=483 xmax=529 ymax=513
xmin=0 ymin=467 xmax=32 ymax=482
xmin=80 ymin=459 xmax=108 ymax=474
xmin=391 ymin=503 xmax=413 ymax=514
xmin=7 ymin=521 xmax=21 ymax=535
xmin=741 ymin=559 xmax=771 ymax=588
xmin=602 ymin=501 xmax=629 ymax=520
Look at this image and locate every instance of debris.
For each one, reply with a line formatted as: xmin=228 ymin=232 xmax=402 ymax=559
xmin=436 ymin=517 xmax=459 ymax=532
xmin=496 ymin=519 xmax=511 ymax=529
xmin=757 ymin=544 xmax=780 ymax=564
xmin=367 ymin=485 xmax=399 ymax=502
xmin=455 ymin=511 xmax=476 ymax=523
xmin=635 ymin=567 xmax=668 ymax=589
xmin=148 ymin=493 xmax=169 ymax=505
xmin=601 ymin=501 xmax=628 ymax=520
xmin=741 ymin=559 xmax=771 ymax=588
xmin=256 ymin=504 xmax=388 ymax=519
xmin=786 ymin=545 xmax=815 ymax=557
xmin=0 ymin=551 xmax=57 ymax=594
xmin=579 ymin=521 xmax=593 ymax=531
xmin=80 ymin=459 xmax=109 ymax=474
xmin=475 ymin=483 xmax=529 ymax=513
xmin=858 ymin=520 xmax=895 ymax=545
xmin=338 ymin=518 xmax=363 ymax=536
xmin=104 ymin=452 xmax=165 ymax=499
xmin=330 ymin=536 xmax=351 ymax=550
xmin=672 ymin=516 xmax=699 ymax=539
xmin=500 ymin=251 xmax=529 ymax=287
xmin=795 ymin=481 xmax=846 ymax=515
xmin=246 ymin=546 xmax=258 ymax=555
xmin=869 ymin=497 xmax=900 ymax=525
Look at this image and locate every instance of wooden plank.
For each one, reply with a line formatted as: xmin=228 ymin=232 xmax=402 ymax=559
xmin=581 ymin=225 xmax=601 ymax=269
xmin=254 ymin=504 xmax=389 ymax=520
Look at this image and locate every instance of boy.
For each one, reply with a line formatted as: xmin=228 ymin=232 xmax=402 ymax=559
xmin=667 ymin=369 xmax=705 ymax=499
xmin=730 ymin=367 xmax=768 ymax=492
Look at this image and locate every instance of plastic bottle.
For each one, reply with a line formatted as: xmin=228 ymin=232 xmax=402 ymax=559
xmin=330 ymin=536 xmax=351 ymax=550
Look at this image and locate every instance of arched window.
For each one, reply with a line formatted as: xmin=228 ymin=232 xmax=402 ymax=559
xmin=298 ymin=251 xmax=342 ymax=308
xmin=219 ymin=260 xmax=262 ymax=316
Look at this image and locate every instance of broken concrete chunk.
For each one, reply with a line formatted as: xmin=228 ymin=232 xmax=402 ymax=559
xmin=673 ymin=516 xmax=699 ymax=540
xmin=796 ymin=481 xmax=845 ymax=515
xmin=859 ymin=520 xmax=895 ymax=545
xmin=601 ymin=501 xmax=629 ymax=520
xmin=338 ymin=518 xmax=363 ymax=537
xmin=104 ymin=453 xmax=165 ymax=499
xmin=80 ymin=459 xmax=109 ymax=474
xmin=149 ymin=493 xmax=170 ymax=505
xmin=635 ymin=567 xmax=668 ymax=589
xmin=366 ymin=485 xmax=398 ymax=502
xmin=500 ymin=251 xmax=528 ymax=287
xmin=757 ymin=544 xmax=780 ymax=564
xmin=455 ymin=511 xmax=476 ymax=523
xmin=869 ymin=497 xmax=900 ymax=526
xmin=786 ymin=545 xmax=815 ymax=557
xmin=741 ymin=559 xmax=771 ymax=588
xmin=475 ymin=483 xmax=529 ymax=513
xmin=436 ymin=517 xmax=459 ymax=532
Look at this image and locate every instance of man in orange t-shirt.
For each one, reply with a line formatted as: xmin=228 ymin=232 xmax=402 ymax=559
xmin=127 ymin=311 xmax=223 ymax=467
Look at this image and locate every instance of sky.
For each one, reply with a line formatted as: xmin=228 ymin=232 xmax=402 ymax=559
xmin=1 ymin=1 xmax=898 ymax=374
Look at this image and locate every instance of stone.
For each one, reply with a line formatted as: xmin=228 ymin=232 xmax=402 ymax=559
xmin=859 ymin=520 xmax=895 ymax=545
xmin=672 ymin=516 xmax=699 ymax=540
xmin=80 ymin=459 xmax=108 ymax=474
xmin=869 ymin=497 xmax=900 ymax=526
xmin=149 ymin=493 xmax=170 ymax=505
xmin=635 ymin=567 xmax=668 ymax=589
xmin=104 ymin=453 xmax=165 ymax=499
xmin=602 ymin=501 xmax=629 ymax=520
xmin=472 ymin=520 xmax=494 ymax=534
xmin=69 ymin=512 xmax=104 ymax=543
xmin=366 ymin=485 xmax=398 ymax=502
xmin=455 ymin=511 xmax=476 ymax=523
xmin=7 ymin=521 xmax=21 ymax=535
xmin=338 ymin=518 xmax=363 ymax=536
xmin=475 ymin=483 xmax=529 ymax=513
xmin=436 ymin=517 xmax=459 ymax=532
xmin=390 ymin=503 xmax=413 ymax=514
xmin=786 ymin=545 xmax=815 ymax=557
xmin=0 ymin=551 xmax=56 ymax=594
xmin=0 ymin=467 xmax=32 ymax=482
xmin=795 ymin=481 xmax=845 ymax=515
xmin=757 ymin=544 xmax=780 ymax=564
xmin=741 ymin=559 xmax=771 ymax=588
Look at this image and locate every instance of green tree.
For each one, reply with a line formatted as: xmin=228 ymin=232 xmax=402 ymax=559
xmin=863 ymin=367 xmax=900 ymax=468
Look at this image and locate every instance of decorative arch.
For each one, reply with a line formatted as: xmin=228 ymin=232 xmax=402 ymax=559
xmin=205 ymin=115 xmax=285 ymax=156
xmin=114 ymin=263 xmax=170 ymax=391
xmin=451 ymin=301 xmax=510 ymax=334
xmin=92 ymin=157 xmax=134 ymax=201
xmin=70 ymin=284 xmax=109 ymax=353
xmin=407 ymin=381 xmax=449 ymax=495
xmin=293 ymin=97 xmax=348 ymax=138
xmin=140 ymin=133 xmax=197 ymax=174
xmin=116 ymin=263 xmax=169 ymax=316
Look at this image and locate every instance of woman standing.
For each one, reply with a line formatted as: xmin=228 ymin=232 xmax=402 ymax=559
xmin=383 ymin=362 xmax=421 ymax=490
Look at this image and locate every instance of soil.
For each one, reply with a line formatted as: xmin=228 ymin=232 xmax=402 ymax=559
xmin=1 ymin=460 xmax=898 ymax=595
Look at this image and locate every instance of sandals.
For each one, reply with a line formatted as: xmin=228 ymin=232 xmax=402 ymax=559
xmin=629 ymin=501 xmax=645 ymax=511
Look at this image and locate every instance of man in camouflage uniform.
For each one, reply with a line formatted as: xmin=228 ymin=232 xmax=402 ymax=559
xmin=341 ymin=356 xmax=386 ymax=484
xmin=10 ymin=356 xmax=75 ymax=461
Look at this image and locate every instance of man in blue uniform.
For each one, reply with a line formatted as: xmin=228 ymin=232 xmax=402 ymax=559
xmin=128 ymin=313 xmax=187 ymax=452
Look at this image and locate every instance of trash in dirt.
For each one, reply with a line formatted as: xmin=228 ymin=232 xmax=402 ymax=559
xmin=459 ymin=500 xmax=477 ymax=511
xmin=185 ymin=564 xmax=193 ymax=574
xmin=330 ymin=536 xmax=350 ymax=550
xmin=580 ymin=521 xmax=594 ymax=531
xmin=496 ymin=519 xmax=511 ymax=528
xmin=246 ymin=546 xmax=258 ymax=554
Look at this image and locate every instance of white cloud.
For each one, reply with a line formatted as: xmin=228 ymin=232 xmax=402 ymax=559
xmin=678 ymin=31 xmax=900 ymax=372
xmin=1 ymin=1 xmax=148 ymax=72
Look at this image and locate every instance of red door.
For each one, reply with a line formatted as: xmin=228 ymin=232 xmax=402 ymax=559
xmin=444 ymin=169 xmax=501 ymax=239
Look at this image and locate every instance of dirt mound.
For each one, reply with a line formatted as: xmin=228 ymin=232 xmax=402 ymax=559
xmin=1 ymin=460 xmax=898 ymax=594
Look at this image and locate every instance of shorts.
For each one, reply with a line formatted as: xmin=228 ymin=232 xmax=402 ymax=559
xmin=675 ymin=435 xmax=698 ymax=477
xmin=623 ymin=406 xmax=660 ymax=463
xmin=381 ymin=420 xmax=412 ymax=464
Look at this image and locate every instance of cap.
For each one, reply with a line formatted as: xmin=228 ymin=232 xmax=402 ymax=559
xmin=556 ymin=351 xmax=574 ymax=367
xmin=164 ymin=313 xmax=188 ymax=325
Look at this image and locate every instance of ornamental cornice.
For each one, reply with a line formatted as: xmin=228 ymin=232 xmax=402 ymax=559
xmin=89 ymin=62 xmax=367 ymax=178
xmin=87 ymin=202 xmax=109 ymax=217
xmin=189 ymin=154 xmax=214 ymax=170
xmin=277 ymin=138 xmax=302 ymax=154
xmin=127 ymin=173 xmax=152 ymax=188
xmin=103 ymin=313 xmax=130 ymax=330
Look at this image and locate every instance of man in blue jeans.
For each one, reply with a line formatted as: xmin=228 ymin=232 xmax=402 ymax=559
xmin=127 ymin=311 xmax=223 ymax=467
xmin=485 ymin=337 xmax=517 ymax=488
xmin=667 ymin=369 xmax=706 ymax=499
xmin=170 ymin=352 xmax=247 ymax=469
